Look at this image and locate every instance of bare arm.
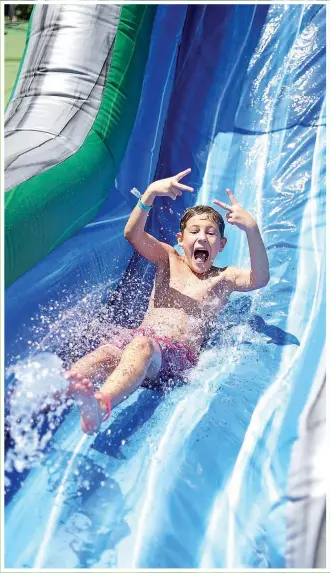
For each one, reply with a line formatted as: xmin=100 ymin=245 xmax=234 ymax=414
xmin=124 ymin=169 xmax=194 ymax=265
xmin=225 ymin=225 xmax=269 ymax=291
xmin=124 ymin=188 xmax=173 ymax=264
xmin=214 ymin=190 xmax=269 ymax=292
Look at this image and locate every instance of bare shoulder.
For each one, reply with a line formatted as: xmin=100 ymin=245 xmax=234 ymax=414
xmin=213 ymin=265 xmax=231 ymax=282
xmin=156 ymin=241 xmax=177 ymax=258
xmin=213 ymin=265 xmax=236 ymax=293
xmin=220 ymin=265 xmax=244 ymax=286
xmin=220 ymin=265 xmax=264 ymax=292
xmin=221 ymin=265 xmax=238 ymax=281
xmin=154 ymin=244 xmax=178 ymax=269
xmin=164 ymin=242 xmax=178 ymax=255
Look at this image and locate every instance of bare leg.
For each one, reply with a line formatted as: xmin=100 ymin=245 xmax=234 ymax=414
xmin=67 ymin=343 xmax=123 ymax=382
xmin=99 ymin=336 xmax=162 ymax=406
xmin=65 ymin=343 xmax=122 ymax=435
xmin=68 ymin=337 xmax=162 ymax=434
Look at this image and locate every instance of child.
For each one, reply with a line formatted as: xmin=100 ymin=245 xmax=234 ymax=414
xmin=66 ymin=168 xmax=269 ymax=433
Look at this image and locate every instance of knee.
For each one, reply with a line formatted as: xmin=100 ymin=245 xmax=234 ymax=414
xmin=131 ymin=336 xmax=158 ymax=356
xmin=97 ymin=344 xmax=121 ymax=363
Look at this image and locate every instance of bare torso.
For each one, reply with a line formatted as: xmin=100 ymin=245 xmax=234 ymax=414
xmin=140 ymin=251 xmax=232 ymax=351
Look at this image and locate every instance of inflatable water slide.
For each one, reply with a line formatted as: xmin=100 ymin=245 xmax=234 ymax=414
xmin=4 ymin=4 xmax=326 ymax=568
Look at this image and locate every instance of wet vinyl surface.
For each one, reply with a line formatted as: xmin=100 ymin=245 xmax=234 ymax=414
xmin=5 ymin=5 xmax=325 ymax=569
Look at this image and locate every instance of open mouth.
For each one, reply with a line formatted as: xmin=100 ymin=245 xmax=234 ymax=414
xmin=194 ymin=249 xmax=209 ymax=263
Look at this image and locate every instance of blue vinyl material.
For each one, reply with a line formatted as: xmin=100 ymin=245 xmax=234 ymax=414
xmin=5 ymin=4 xmax=325 ymax=568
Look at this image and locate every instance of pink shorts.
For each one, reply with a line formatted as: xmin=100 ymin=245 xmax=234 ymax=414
xmin=106 ymin=326 xmax=199 ymax=388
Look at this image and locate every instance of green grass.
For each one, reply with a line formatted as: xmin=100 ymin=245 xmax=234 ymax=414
xmin=4 ymin=22 xmax=29 ymax=106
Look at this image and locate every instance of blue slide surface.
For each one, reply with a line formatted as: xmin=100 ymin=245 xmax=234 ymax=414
xmin=5 ymin=5 xmax=325 ymax=568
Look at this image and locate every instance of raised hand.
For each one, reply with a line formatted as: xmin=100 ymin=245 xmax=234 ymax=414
xmin=146 ymin=168 xmax=194 ymax=201
xmin=213 ymin=189 xmax=257 ymax=231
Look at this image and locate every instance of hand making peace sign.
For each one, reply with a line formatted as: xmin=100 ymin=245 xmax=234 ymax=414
xmin=147 ymin=168 xmax=194 ymax=201
xmin=213 ymin=189 xmax=257 ymax=232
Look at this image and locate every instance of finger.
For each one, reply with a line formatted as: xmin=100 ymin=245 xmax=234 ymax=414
xmin=225 ymin=188 xmax=238 ymax=204
xmin=175 ymin=168 xmax=191 ymax=181
xmin=171 ymin=185 xmax=183 ymax=196
xmin=169 ymin=190 xmax=177 ymax=200
xmin=213 ymin=199 xmax=233 ymax=212
xmin=173 ymin=182 xmax=194 ymax=192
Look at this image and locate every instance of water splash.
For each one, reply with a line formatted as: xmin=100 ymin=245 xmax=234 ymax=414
xmin=5 ymin=352 xmax=69 ymax=482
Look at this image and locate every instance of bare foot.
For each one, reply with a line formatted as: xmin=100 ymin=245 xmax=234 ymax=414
xmin=65 ymin=370 xmax=102 ymax=434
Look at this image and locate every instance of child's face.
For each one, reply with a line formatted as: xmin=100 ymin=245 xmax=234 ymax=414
xmin=176 ymin=214 xmax=227 ymax=274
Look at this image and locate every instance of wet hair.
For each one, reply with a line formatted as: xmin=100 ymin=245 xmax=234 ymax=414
xmin=180 ymin=205 xmax=225 ymax=237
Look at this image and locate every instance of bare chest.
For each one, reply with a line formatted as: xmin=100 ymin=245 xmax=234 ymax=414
xmin=169 ymin=272 xmax=215 ymax=303
xmin=152 ymin=256 xmax=229 ymax=316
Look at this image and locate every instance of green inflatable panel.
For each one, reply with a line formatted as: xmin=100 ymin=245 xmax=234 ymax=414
xmin=5 ymin=5 xmax=156 ymax=287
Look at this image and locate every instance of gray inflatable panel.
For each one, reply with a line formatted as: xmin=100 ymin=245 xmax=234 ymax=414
xmin=285 ymin=350 xmax=326 ymax=568
xmin=5 ymin=4 xmax=121 ymax=192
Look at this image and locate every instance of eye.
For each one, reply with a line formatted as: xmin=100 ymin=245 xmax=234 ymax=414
xmin=190 ymin=230 xmax=198 ymax=234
